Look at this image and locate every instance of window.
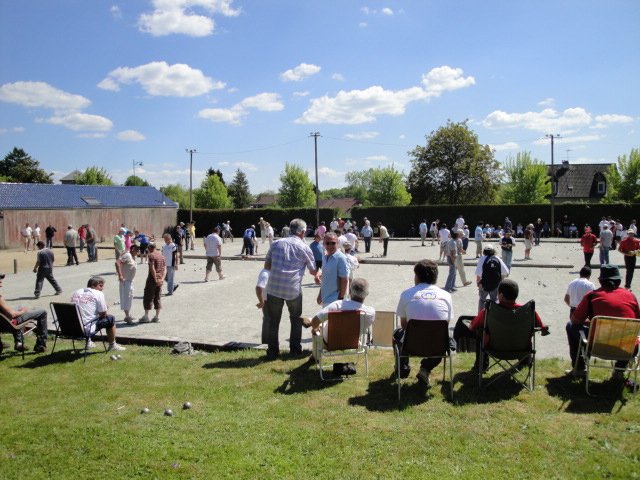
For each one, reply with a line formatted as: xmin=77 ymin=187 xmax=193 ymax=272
xmin=597 ymin=181 xmax=606 ymax=194
xmin=81 ymin=196 xmax=102 ymax=206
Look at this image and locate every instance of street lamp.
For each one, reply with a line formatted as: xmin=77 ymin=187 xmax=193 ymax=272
xmin=545 ymin=134 xmax=560 ymax=232
xmin=132 ymin=160 xmax=143 ymax=183
xmin=186 ymin=149 xmax=197 ymax=223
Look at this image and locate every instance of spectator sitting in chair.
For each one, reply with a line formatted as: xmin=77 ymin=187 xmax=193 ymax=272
xmin=71 ymin=276 xmax=126 ymax=352
xmin=303 ymin=278 xmax=375 ymax=363
xmin=0 ymin=273 xmax=49 ymax=353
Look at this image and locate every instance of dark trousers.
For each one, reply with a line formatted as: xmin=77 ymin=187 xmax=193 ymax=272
xmin=583 ymin=251 xmax=593 ymax=267
xmin=382 ymin=238 xmax=389 ymax=256
xmin=66 ymin=247 xmax=78 ymax=265
xmin=46 ymin=237 xmax=53 ymax=248
xmin=393 ymin=327 xmax=442 ymax=372
xmin=13 ymin=309 xmax=48 ymax=346
xmin=242 ymin=238 xmax=254 ymax=255
xmin=34 ymin=268 xmax=61 ymax=296
xmin=624 ymin=255 xmax=637 ymax=289
xmin=264 ymin=293 xmax=303 ymax=356
xmin=363 ymin=236 xmax=372 ymax=253
xmin=87 ymin=242 xmax=96 ymax=261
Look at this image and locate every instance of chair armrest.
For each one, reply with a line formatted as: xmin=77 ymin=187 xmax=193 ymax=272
xmin=578 ymin=330 xmax=588 ymax=344
xmin=534 ymin=326 xmax=550 ymax=336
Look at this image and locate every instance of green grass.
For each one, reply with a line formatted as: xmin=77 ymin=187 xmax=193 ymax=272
xmin=1 ymin=343 xmax=639 ymax=479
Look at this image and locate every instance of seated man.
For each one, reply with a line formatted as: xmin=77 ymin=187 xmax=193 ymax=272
xmin=0 ymin=273 xmax=49 ymax=353
xmin=71 ymin=276 xmax=126 ymax=352
xmin=568 ymin=264 xmax=640 ymax=379
xmin=468 ymin=279 xmax=547 ymax=371
xmin=393 ymin=259 xmax=454 ymax=386
xmin=304 ymin=278 xmax=375 ymax=364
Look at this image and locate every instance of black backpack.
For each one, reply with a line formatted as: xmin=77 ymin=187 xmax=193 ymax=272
xmin=481 ymin=255 xmax=502 ymax=291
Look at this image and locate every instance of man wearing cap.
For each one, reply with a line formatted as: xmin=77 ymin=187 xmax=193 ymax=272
xmin=0 ymin=273 xmax=49 ymax=353
xmin=618 ymin=229 xmax=640 ymax=290
xmin=64 ymin=224 xmax=80 ymax=266
xmin=568 ymin=264 xmax=640 ymax=378
xmin=113 ymin=227 xmax=126 ymax=260
xmin=139 ymin=242 xmax=165 ymax=323
xmin=475 ymin=244 xmax=509 ymax=312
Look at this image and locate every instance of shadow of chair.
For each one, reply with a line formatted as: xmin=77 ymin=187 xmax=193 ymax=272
xmin=316 ymin=310 xmax=368 ymax=381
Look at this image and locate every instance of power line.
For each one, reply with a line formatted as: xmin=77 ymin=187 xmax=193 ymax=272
xmin=195 ymin=137 xmax=307 ymax=156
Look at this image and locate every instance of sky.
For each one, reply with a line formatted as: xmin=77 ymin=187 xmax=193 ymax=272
xmin=1 ymin=0 xmax=639 ymax=195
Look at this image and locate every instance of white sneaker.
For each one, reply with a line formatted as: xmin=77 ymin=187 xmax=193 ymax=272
xmin=151 ymin=316 xmax=160 ymax=323
xmin=138 ymin=315 xmax=150 ymax=323
xmin=108 ymin=343 xmax=126 ymax=351
xmin=86 ymin=339 xmax=96 ymax=349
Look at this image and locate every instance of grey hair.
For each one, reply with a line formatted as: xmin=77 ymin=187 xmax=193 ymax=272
xmin=289 ymin=218 xmax=307 ymax=235
xmin=87 ymin=276 xmax=105 ymax=288
xmin=350 ymin=278 xmax=369 ymax=300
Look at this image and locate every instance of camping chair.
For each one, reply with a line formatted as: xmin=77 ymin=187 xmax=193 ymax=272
xmin=369 ymin=310 xmax=397 ymax=348
xmin=316 ymin=310 xmax=369 ymax=381
xmin=49 ymin=302 xmax=107 ymax=362
xmin=478 ymin=300 xmax=540 ymax=392
xmin=576 ymin=316 xmax=640 ymax=395
xmin=0 ymin=313 xmax=37 ymax=359
xmin=394 ymin=320 xmax=454 ymax=401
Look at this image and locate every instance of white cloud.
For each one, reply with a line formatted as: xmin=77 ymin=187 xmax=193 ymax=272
xmin=532 ymin=134 xmax=603 ymax=146
xmin=483 ymin=107 xmax=592 ymax=132
xmin=280 ymin=63 xmax=321 ymax=82
xmin=138 ymin=0 xmax=240 ymax=37
xmin=538 ymin=97 xmax=555 ymax=107
xmin=366 ymin=155 xmax=388 ymax=162
xmin=344 ymin=131 xmax=379 ymax=140
xmin=331 ymin=73 xmax=345 ymax=82
xmin=359 ymin=22 xmax=368 ymax=28
xmin=293 ymin=91 xmax=310 ymax=97
xmin=592 ymin=114 xmax=634 ymax=129
xmin=99 ymin=61 xmax=224 ymax=97
xmin=110 ymin=5 xmax=122 ymax=19
xmin=381 ymin=7 xmax=394 ymax=15
xmin=0 ymin=126 xmax=25 ymax=135
xmin=489 ymin=141 xmax=519 ymax=152
xmin=232 ymin=161 xmax=257 ymax=171
xmin=199 ymin=92 xmax=283 ymax=125
xmin=78 ymin=133 xmax=108 ymax=139
xmin=0 ymin=81 xmax=91 ymax=111
xmin=296 ymin=66 xmax=474 ymax=125
xmin=116 ymin=129 xmax=146 ymax=141
xmin=45 ymin=113 xmax=113 ymax=132
xmin=318 ymin=166 xmax=343 ymax=177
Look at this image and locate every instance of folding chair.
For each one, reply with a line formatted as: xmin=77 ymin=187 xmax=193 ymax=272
xmin=576 ymin=316 xmax=640 ymax=395
xmin=49 ymin=302 xmax=107 ymax=362
xmin=478 ymin=300 xmax=540 ymax=392
xmin=369 ymin=310 xmax=397 ymax=348
xmin=316 ymin=310 xmax=369 ymax=381
xmin=0 ymin=313 xmax=37 ymax=359
xmin=394 ymin=320 xmax=454 ymax=401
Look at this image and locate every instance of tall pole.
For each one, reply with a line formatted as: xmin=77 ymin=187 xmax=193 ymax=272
xmin=186 ymin=148 xmax=196 ymax=223
xmin=545 ymin=134 xmax=560 ymax=231
xmin=310 ymin=132 xmax=320 ymax=229
xmin=132 ymin=160 xmax=143 ymax=183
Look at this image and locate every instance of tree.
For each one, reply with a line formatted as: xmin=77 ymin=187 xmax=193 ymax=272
xmin=124 ymin=175 xmax=151 ymax=187
xmin=604 ymin=148 xmax=640 ymax=203
xmin=277 ymin=163 xmax=316 ymax=208
xmin=407 ymin=120 xmax=501 ymax=205
xmin=206 ymin=167 xmax=225 ymax=185
xmin=344 ymin=166 xmax=411 ymax=206
xmin=160 ymin=184 xmax=191 ymax=208
xmin=75 ymin=166 xmax=114 ymax=185
xmin=319 ymin=187 xmax=350 ymax=200
xmin=498 ymin=151 xmax=550 ymax=204
xmin=195 ymin=173 xmax=232 ymax=209
xmin=0 ymin=147 xmax=53 ymax=183
xmin=227 ymin=169 xmax=253 ymax=208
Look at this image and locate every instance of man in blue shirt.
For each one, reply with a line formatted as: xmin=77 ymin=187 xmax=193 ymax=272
xmin=318 ymin=232 xmax=350 ymax=306
xmin=243 ymin=225 xmax=256 ymax=256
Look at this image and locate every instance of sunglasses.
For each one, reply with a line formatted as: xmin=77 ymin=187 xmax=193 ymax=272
xmin=324 ymin=241 xmax=336 ymax=245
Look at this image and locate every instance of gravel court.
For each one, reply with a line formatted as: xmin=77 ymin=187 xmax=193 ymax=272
xmin=0 ymin=237 xmax=635 ymax=360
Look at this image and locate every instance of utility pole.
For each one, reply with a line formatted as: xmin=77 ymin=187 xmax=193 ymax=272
xmin=186 ymin=148 xmax=197 ymax=223
xmin=310 ymin=132 xmax=320 ymax=229
xmin=545 ymin=134 xmax=560 ymax=231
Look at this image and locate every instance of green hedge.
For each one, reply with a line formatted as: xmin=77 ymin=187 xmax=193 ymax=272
xmin=351 ymin=203 xmax=639 ymax=237
xmin=177 ymin=207 xmax=336 ymax=237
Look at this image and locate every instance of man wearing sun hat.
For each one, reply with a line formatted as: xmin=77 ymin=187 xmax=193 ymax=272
xmin=568 ymin=264 xmax=640 ymax=377
xmin=618 ymin=229 xmax=640 ymax=290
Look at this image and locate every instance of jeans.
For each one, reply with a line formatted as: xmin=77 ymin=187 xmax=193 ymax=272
xmin=382 ymin=238 xmax=389 ymax=256
xmin=264 ymin=293 xmax=303 ymax=356
xmin=534 ymin=231 xmax=541 ymax=246
xmin=599 ymin=246 xmax=610 ymax=265
xmin=79 ymin=238 xmax=85 ymax=252
xmin=165 ymin=266 xmax=176 ymax=294
xmin=66 ymin=247 xmax=78 ymax=265
xmin=87 ymin=242 xmax=96 ymax=261
xmin=501 ymin=249 xmax=513 ymax=269
xmin=624 ymin=255 xmax=637 ymax=289
xmin=444 ymin=256 xmax=456 ymax=291
xmin=13 ymin=308 xmax=48 ymax=346
xmin=34 ymin=267 xmax=62 ymax=296
xmin=242 ymin=238 xmax=254 ymax=255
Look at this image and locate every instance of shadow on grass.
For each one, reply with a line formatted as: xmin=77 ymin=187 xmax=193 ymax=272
xmin=17 ymin=349 xmax=100 ymax=368
xmin=545 ymin=374 xmax=626 ymax=414
xmin=349 ymin=376 xmax=431 ymax=411
xmin=274 ymin=358 xmax=340 ymax=395
xmin=202 ymin=357 xmax=272 ymax=369
xmin=451 ymin=369 xmax=528 ymax=405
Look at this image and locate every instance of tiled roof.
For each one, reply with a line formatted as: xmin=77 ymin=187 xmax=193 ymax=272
xmin=319 ymin=197 xmax=360 ymax=214
xmin=548 ymin=163 xmax=613 ymax=199
xmin=252 ymin=193 xmax=279 ymax=206
xmin=0 ymin=183 xmax=178 ymax=209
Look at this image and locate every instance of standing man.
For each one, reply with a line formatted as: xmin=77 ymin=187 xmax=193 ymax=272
xmin=580 ymin=226 xmax=598 ymax=267
xmin=64 ymin=224 xmax=80 ymax=266
xmin=599 ymin=223 xmax=613 ymax=265
xmin=317 ymin=232 xmax=349 ymax=306
xmin=438 ymin=223 xmax=451 ymax=261
xmin=189 ymin=222 xmax=196 ymax=250
xmin=475 ymin=245 xmax=509 ymax=312
xmin=393 ymin=259 xmax=454 ymax=385
xmin=139 ymin=243 xmax=165 ymax=324
xmin=474 ymin=221 xmax=484 ymax=258
xmin=242 ymin=225 xmax=256 ymax=256
xmin=85 ymin=224 xmax=97 ymax=262
xmin=45 ymin=224 xmax=56 ymax=248
xmin=0 ymin=274 xmax=49 ymax=353
xmin=71 ymin=276 xmax=126 ymax=351
xmin=618 ymin=229 xmax=640 ymax=290
xmin=21 ymin=223 xmax=32 ymax=253
xmin=184 ymin=221 xmax=192 ymax=250
xmin=419 ymin=219 xmax=428 ymax=246
xmin=32 ymin=224 xmax=41 ymax=250
xmin=378 ymin=221 xmax=390 ymax=257
xmin=162 ymin=233 xmax=179 ymax=295
xmin=360 ymin=219 xmax=373 ymax=253
xmin=33 ymin=241 xmax=62 ymax=299
xmin=115 ymin=245 xmax=139 ymax=324
xmin=454 ymin=231 xmax=472 ymax=287
xmin=203 ymin=226 xmax=224 ymax=282
xmin=113 ymin=227 xmax=126 ymax=260
xmin=500 ymin=230 xmax=515 ymax=270
xmin=78 ymin=224 xmax=86 ymax=253
xmin=443 ymin=232 xmax=458 ymax=293
xmin=172 ymin=223 xmax=185 ymax=265
xmin=316 ymin=221 xmax=327 ymax=239
xmin=258 ymin=217 xmax=268 ymax=244
xmin=264 ymin=218 xmax=318 ymax=359
xmin=564 ymin=267 xmax=595 ymax=317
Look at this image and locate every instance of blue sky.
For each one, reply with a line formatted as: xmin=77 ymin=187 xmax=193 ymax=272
xmin=1 ymin=1 xmax=638 ymax=194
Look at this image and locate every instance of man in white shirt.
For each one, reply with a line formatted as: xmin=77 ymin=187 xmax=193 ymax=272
xmin=455 ymin=214 xmax=465 ymax=232
xmin=393 ymin=259 xmax=454 ymax=385
xmin=438 ymin=223 xmax=451 ymax=261
xmin=564 ymin=266 xmax=595 ymax=315
xmin=344 ymin=228 xmax=359 ymax=252
xmin=419 ymin=219 xmax=428 ymax=246
xmin=21 ymin=223 xmax=33 ymax=253
xmin=204 ymin=226 xmax=224 ymax=282
xmin=71 ymin=276 xmax=125 ymax=351
xmin=115 ymin=245 xmax=139 ymax=324
xmin=162 ymin=233 xmax=179 ymax=295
